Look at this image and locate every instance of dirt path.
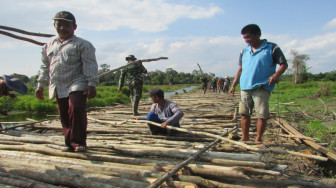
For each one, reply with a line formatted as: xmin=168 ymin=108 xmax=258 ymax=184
xmin=0 ymin=88 xmax=335 ymax=187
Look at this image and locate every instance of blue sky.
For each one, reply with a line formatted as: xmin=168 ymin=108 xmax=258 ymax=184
xmin=1 ymin=0 xmax=336 ymax=78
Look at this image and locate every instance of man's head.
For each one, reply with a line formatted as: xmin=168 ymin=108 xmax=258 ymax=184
xmin=241 ymin=24 xmax=262 ymax=47
xmin=53 ymin=11 xmax=77 ymax=41
xmin=126 ymin=55 xmax=137 ymax=63
xmin=146 ymin=88 xmax=164 ymax=103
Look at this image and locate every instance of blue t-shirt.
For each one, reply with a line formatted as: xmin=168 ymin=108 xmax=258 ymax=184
xmin=238 ymin=39 xmax=287 ymax=91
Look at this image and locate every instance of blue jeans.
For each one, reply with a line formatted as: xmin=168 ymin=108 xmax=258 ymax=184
xmin=146 ymin=112 xmax=179 ymax=135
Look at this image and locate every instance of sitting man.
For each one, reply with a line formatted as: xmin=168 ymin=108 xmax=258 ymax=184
xmin=134 ymin=88 xmax=184 ymax=135
xmin=0 ymin=75 xmax=28 ymax=130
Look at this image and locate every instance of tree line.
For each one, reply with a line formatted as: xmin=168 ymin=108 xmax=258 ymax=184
xmin=7 ymin=51 xmax=336 ymax=86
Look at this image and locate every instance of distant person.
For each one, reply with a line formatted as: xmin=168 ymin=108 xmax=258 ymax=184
xmin=211 ymin=77 xmax=218 ymax=93
xmin=223 ymin=76 xmax=231 ymax=93
xmin=119 ymin=55 xmax=147 ymax=116
xmin=119 ymin=55 xmax=167 ymax=115
xmin=134 ymin=88 xmax=184 ymax=136
xmin=200 ymin=75 xmax=208 ymax=94
xmin=229 ymin=24 xmax=288 ymax=143
xmin=217 ymin=77 xmax=224 ymax=93
xmin=35 ymin=11 xmax=99 ymax=152
xmin=0 ymin=75 xmax=28 ymax=130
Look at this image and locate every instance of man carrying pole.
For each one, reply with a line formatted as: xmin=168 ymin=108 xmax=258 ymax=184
xmin=197 ymin=63 xmax=208 ymax=94
xmin=118 ymin=55 xmax=168 ymax=116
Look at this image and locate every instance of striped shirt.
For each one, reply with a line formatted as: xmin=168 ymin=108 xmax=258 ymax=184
xmin=37 ymin=35 xmax=98 ymax=99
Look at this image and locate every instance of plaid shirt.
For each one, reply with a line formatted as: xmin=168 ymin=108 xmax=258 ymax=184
xmin=37 ymin=35 xmax=98 ymax=99
xmin=149 ymin=100 xmax=184 ymax=126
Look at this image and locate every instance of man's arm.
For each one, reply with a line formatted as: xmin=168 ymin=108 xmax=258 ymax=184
xmin=229 ymin=66 xmax=242 ymax=96
xmin=81 ymin=41 xmax=98 ymax=99
xmin=268 ymin=63 xmax=288 ymax=84
xmin=35 ymin=45 xmax=50 ymax=100
xmin=162 ymin=102 xmax=184 ymax=128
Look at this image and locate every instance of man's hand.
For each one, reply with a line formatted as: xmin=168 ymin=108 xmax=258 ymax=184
xmin=228 ymin=87 xmax=235 ymax=96
xmin=161 ymin=121 xmax=169 ymax=128
xmin=268 ymin=75 xmax=279 ymax=85
xmin=133 ymin=116 xmax=140 ymax=120
xmin=35 ymin=87 xmax=45 ymax=100
xmin=84 ymin=86 xmax=97 ymax=99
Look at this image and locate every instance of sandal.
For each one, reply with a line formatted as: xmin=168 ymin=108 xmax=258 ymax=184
xmin=75 ymin=145 xmax=88 ymax=152
xmin=62 ymin=147 xmax=74 ymax=152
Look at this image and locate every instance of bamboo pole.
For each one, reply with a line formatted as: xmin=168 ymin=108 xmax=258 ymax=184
xmin=0 ymin=30 xmax=46 ymax=46
xmin=131 ymin=120 xmax=328 ymax=161
xmin=0 ymin=25 xmax=54 ymax=37
xmin=274 ymin=118 xmax=336 ymax=162
xmin=149 ymin=129 xmax=235 ymax=188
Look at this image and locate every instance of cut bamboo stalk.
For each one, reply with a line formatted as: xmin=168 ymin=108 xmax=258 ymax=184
xmin=131 ymin=120 xmax=328 ymax=161
xmin=149 ymin=129 xmax=234 ymax=188
xmin=274 ymin=118 xmax=336 ymax=162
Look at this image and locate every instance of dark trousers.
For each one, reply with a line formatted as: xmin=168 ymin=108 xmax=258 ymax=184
xmin=56 ymin=91 xmax=87 ymax=149
xmin=146 ymin=112 xmax=179 ymax=135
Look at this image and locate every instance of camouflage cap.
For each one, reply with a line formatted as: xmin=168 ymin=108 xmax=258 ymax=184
xmin=126 ymin=55 xmax=137 ymax=61
xmin=53 ymin=11 xmax=76 ymax=24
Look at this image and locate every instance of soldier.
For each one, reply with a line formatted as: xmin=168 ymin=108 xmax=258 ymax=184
xmin=223 ymin=76 xmax=231 ymax=93
xmin=200 ymin=75 xmax=208 ymax=94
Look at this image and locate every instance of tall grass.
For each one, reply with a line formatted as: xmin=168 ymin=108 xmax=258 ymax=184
xmin=270 ymin=81 xmax=336 ymax=150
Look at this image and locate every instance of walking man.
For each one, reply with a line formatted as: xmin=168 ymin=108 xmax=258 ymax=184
xmin=36 ymin=11 xmax=99 ymax=152
xmin=119 ymin=55 xmax=167 ymax=115
xmin=229 ymin=24 xmax=288 ymax=143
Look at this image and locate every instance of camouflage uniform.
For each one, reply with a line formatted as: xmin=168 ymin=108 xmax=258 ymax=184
xmin=119 ymin=57 xmax=147 ymax=115
xmin=201 ymin=76 xmax=208 ymax=94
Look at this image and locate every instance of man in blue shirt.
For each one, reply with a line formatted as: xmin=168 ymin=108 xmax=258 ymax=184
xmin=229 ymin=24 xmax=288 ymax=143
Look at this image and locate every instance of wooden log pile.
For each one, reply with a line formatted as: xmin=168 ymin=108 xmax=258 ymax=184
xmin=0 ymin=89 xmax=335 ymax=187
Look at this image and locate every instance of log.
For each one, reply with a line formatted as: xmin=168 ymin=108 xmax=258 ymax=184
xmin=274 ymin=118 xmax=336 ymax=162
xmin=131 ymin=120 xmax=328 ymax=161
xmin=0 ymin=176 xmax=57 ymax=188
xmin=149 ymin=129 xmax=235 ymax=188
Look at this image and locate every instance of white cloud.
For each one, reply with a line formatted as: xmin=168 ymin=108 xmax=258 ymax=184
xmin=324 ymin=18 xmax=336 ymax=29
xmin=0 ymin=0 xmax=222 ymax=32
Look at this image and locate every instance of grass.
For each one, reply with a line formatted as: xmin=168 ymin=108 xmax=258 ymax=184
xmin=269 ymin=81 xmax=336 ymax=151
xmin=0 ymin=84 xmax=194 ymax=115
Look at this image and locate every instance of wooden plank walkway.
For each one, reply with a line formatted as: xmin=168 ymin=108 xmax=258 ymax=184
xmin=0 ymin=89 xmax=335 ymax=188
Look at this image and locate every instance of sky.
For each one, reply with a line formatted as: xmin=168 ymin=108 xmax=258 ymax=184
xmin=1 ymin=0 xmax=336 ymax=78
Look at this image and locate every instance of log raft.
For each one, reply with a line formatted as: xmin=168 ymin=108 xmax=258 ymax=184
xmin=0 ymin=88 xmax=335 ymax=188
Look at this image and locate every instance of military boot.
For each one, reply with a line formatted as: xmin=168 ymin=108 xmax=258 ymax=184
xmin=133 ymin=96 xmax=141 ymax=116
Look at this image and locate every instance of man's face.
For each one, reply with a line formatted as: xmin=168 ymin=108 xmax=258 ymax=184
xmin=242 ymin=33 xmax=260 ymax=47
xmin=151 ymin=95 xmax=159 ymax=103
xmin=54 ymin=20 xmax=76 ymax=41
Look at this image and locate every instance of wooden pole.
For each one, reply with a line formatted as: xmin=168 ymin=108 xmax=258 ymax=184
xmin=131 ymin=120 xmax=328 ymax=161
xmin=274 ymin=118 xmax=336 ymax=162
xmin=0 ymin=25 xmax=54 ymax=37
xmin=99 ymin=57 xmax=168 ymax=77
xmin=148 ymin=128 xmax=234 ymax=188
xmin=0 ymin=30 xmax=46 ymax=46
